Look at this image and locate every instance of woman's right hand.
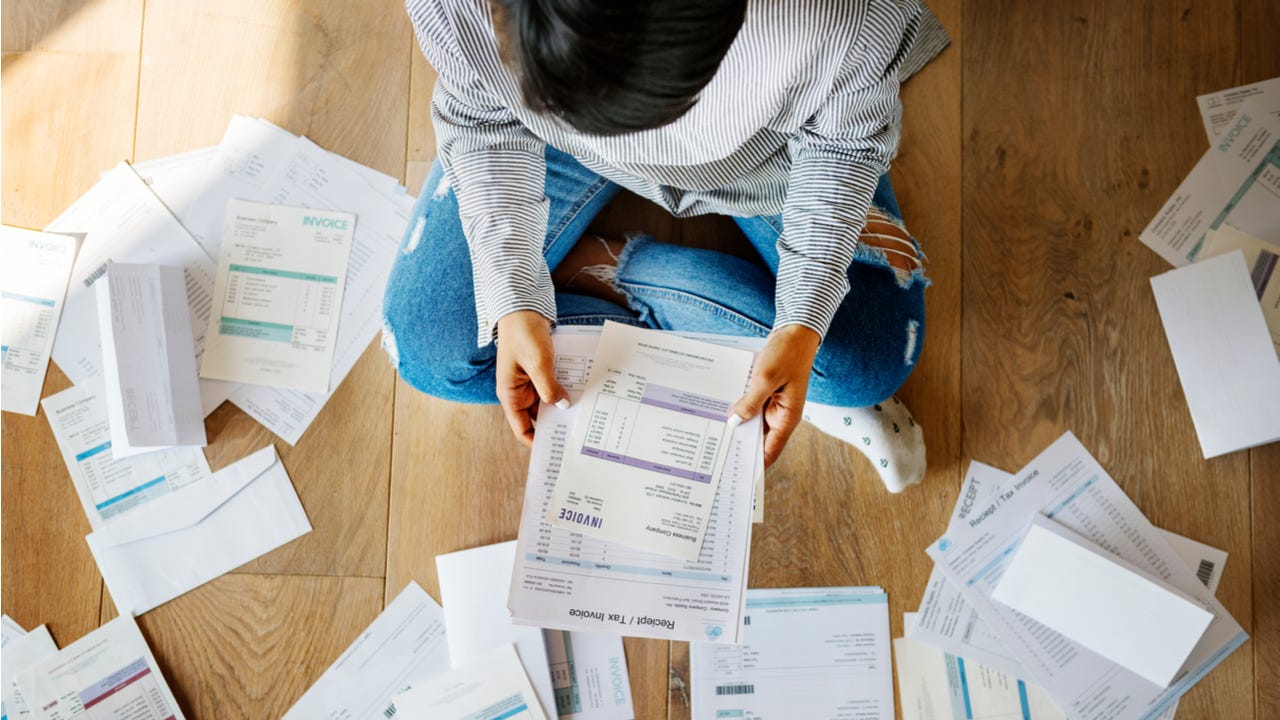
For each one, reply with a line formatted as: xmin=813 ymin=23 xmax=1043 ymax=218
xmin=495 ymin=310 xmax=570 ymax=447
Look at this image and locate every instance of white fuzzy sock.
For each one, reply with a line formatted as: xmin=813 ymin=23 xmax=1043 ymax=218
xmin=802 ymin=396 xmax=926 ymax=493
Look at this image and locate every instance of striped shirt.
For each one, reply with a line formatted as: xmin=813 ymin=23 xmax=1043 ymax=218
xmin=406 ymin=0 xmax=943 ymax=346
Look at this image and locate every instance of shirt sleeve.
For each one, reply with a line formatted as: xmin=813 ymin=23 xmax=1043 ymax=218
xmin=411 ymin=1 xmax=553 ymax=347
xmin=774 ymin=0 xmax=922 ymax=339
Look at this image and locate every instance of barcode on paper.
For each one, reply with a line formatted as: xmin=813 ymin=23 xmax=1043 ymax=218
xmin=1196 ymin=559 xmax=1215 ymax=588
xmin=715 ymin=684 xmax=755 ymax=696
xmin=383 ymin=702 xmax=397 ymax=718
xmin=83 ymin=263 xmax=109 ymax=288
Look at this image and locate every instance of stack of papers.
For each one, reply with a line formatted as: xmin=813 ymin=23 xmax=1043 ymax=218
xmin=13 ymin=615 xmax=185 ymax=720
xmin=286 ymin=561 xmax=636 ymax=720
xmin=1139 ymin=81 xmax=1280 ymax=456
xmin=690 ymin=587 xmax=894 ymax=720
xmin=2 ymin=615 xmax=59 ymax=719
xmin=896 ymin=433 xmax=1248 ymax=720
xmin=40 ymin=114 xmax=411 ymax=444
xmin=509 ymin=327 xmax=763 ymax=645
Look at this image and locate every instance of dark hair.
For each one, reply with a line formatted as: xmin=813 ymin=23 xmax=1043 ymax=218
xmin=491 ymin=0 xmax=748 ymax=136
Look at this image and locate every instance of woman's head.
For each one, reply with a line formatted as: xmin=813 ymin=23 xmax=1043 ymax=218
xmin=491 ymin=0 xmax=747 ymax=136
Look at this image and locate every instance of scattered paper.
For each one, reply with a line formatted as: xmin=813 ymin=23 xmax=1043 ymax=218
xmin=392 ymin=643 xmax=549 ymax=720
xmin=548 ymin=322 xmax=754 ymax=559
xmin=544 ymin=631 xmax=633 ymax=720
xmin=437 ymin=541 xmax=556 ymax=719
xmin=1196 ymin=76 xmax=1280 ymax=140
xmin=97 ymin=263 xmax=206 ymax=457
xmin=47 ymin=162 xmax=234 ymax=417
xmin=13 ymin=615 xmax=184 ymax=720
xmin=2 ymin=619 xmax=59 ymax=720
xmin=690 ymin=588 xmax=894 ymax=720
xmin=509 ymin=328 xmax=759 ymax=644
xmin=895 ymin=634 xmax=1065 ymax=720
xmin=991 ymin=515 xmax=1214 ymax=688
xmin=86 ymin=445 xmax=311 ymax=615
xmin=283 ymin=581 xmax=451 ymax=720
xmin=927 ymin=432 xmax=1248 ymax=720
xmin=43 ymin=377 xmax=214 ymax=531
xmin=1151 ymin=250 xmax=1280 ymax=457
xmin=1 ymin=226 xmax=77 ymax=415
xmin=202 ymin=200 xmax=355 ymax=393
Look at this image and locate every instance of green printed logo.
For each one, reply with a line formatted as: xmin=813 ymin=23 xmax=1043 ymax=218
xmin=303 ymin=215 xmax=349 ymax=230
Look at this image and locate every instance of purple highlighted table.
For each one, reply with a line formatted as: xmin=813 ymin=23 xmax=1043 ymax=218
xmin=579 ymin=383 xmax=731 ymax=484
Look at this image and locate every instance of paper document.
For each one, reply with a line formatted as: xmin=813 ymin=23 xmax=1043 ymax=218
xmin=895 ymin=635 xmax=1065 ymax=720
xmin=1197 ymin=76 xmax=1280 ymax=140
xmin=991 ymin=515 xmax=1214 ymax=688
xmin=437 ymin=541 xmax=556 ymax=719
xmin=1 ymin=226 xmax=76 ymax=415
xmin=510 ymin=328 xmax=760 ymax=644
xmin=548 ymin=322 xmax=754 ymax=559
xmin=97 ymin=263 xmax=206 ymax=457
xmin=198 ymin=117 xmax=409 ymax=444
xmin=690 ymin=588 xmax=893 ymax=720
xmin=1202 ymin=225 xmax=1280 ymax=354
xmin=201 ymin=200 xmax=354 ymax=393
xmin=13 ymin=615 xmax=184 ymax=720
xmin=46 ymin=162 xmax=234 ymax=417
xmin=284 ymin=581 xmax=451 ymax=720
xmin=927 ymin=432 xmax=1248 ymax=720
xmin=3 ymin=620 xmax=59 ymax=720
xmin=392 ymin=643 xmax=549 ymax=720
xmin=43 ymin=378 xmax=214 ymax=531
xmin=1151 ymin=250 xmax=1280 ymax=457
xmin=1141 ymin=96 xmax=1280 ymax=266
xmin=543 ymin=631 xmax=633 ymax=720
xmin=86 ymin=445 xmax=311 ymax=615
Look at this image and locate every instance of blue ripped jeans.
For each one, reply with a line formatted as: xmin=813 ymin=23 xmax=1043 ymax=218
xmin=381 ymin=147 xmax=927 ymax=407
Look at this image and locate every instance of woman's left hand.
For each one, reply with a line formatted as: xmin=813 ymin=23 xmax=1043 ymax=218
xmin=729 ymin=324 xmax=821 ymax=467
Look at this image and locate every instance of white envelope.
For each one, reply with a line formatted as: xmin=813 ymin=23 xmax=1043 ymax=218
xmin=992 ymin=515 xmax=1215 ymax=688
xmin=86 ymin=445 xmax=311 ymax=615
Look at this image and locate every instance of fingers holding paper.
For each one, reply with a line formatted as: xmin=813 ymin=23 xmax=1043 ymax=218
xmin=496 ymin=311 xmax=570 ymax=447
xmin=730 ymin=324 xmax=820 ymax=467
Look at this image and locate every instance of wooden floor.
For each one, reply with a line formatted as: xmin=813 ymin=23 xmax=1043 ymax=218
xmin=2 ymin=1 xmax=1277 ymax=717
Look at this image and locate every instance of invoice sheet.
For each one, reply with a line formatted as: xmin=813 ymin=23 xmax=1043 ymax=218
xmin=1203 ymin=224 xmax=1280 ymax=354
xmin=1 ymin=226 xmax=76 ymax=415
xmin=393 ymin=644 xmax=549 ymax=720
xmin=1139 ymin=152 xmax=1229 ymax=267
xmin=926 ymin=432 xmax=1248 ymax=720
xmin=991 ymin=516 xmax=1214 ymax=688
xmin=509 ymin=328 xmax=760 ymax=645
xmin=43 ymin=377 xmax=213 ymax=531
xmin=14 ymin=615 xmax=184 ymax=720
xmin=96 ymin=263 xmax=205 ymax=457
xmin=689 ymin=588 xmax=894 ymax=720
xmin=201 ymin=200 xmax=354 ymax=392
xmin=895 ymin=635 xmax=1065 ymax=720
xmin=437 ymin=541 xmax=556 ymax=720
xmin=3 ymin=623 xmax=58 ymax=720
xmin=1151 ymin=250 xmax=1280 ymax=457
xmin=1203 ymin=96 xmax=1280 ymax=249
xmin=547 ymin=322 xmax=754 ymax=559
xmin=45 ymin=162 xmax=233 ymax=418
xmin=543 ymin=631 xmax=633 ymax=720
xmin=283 ymin=581 xmax=451 ymax=720
xmin=1197 ymin=76 xmax=1280 ymax=140
xmin=207 ymin=119 xmax=408 ymax=444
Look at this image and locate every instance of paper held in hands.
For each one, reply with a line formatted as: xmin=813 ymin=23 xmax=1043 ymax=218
xmin=201 ymin=200 xmax=355 ymax=393
xmin=991 ymin=515 xmax=1215 ymax=688
xmin=546 ymin=321 xmax=754 ymax=559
